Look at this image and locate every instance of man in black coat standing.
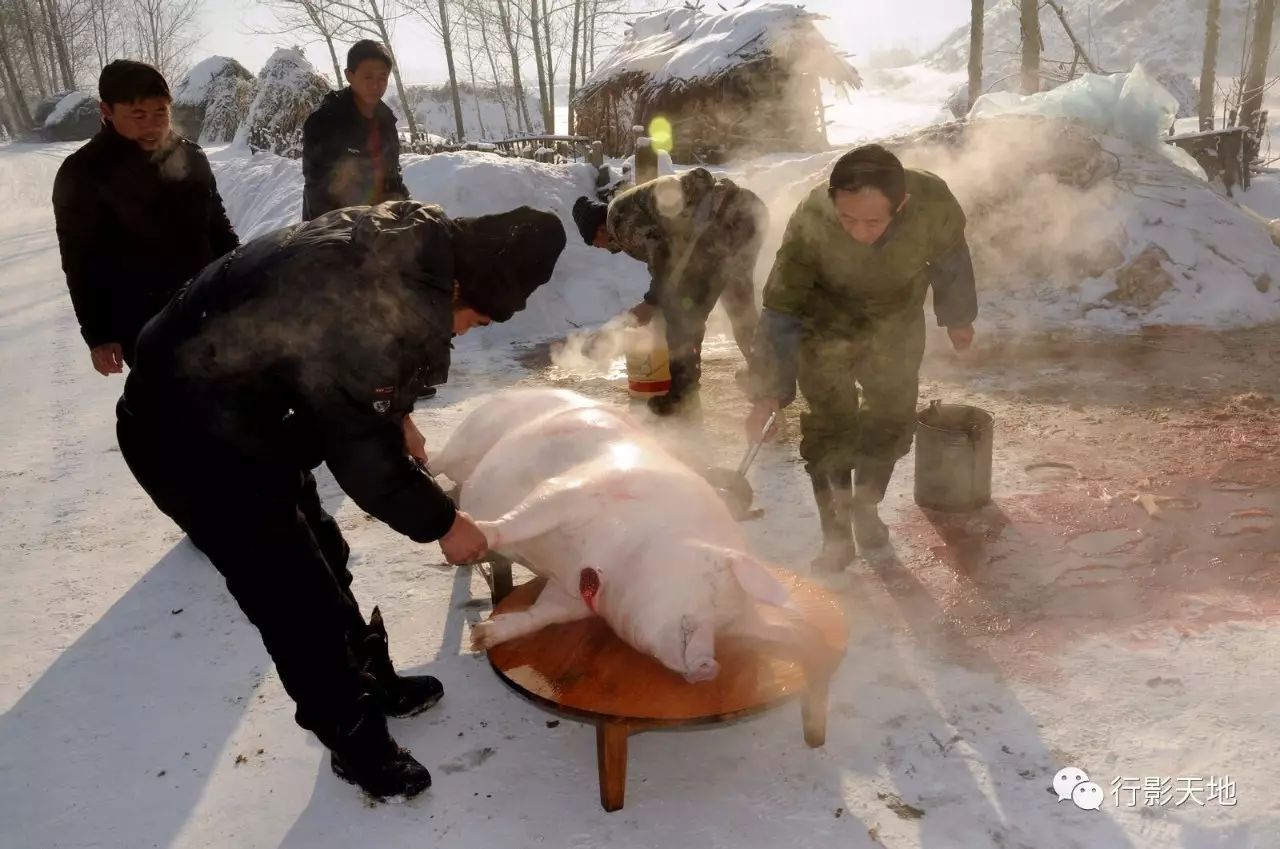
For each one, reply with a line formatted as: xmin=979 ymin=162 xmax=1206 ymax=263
xmin=117 ymin=200 xmax=566 ymax=801
xmin=52 ymin=60 xmax=239 ymax=373
xmin=302 ymin=40 xmax=410 ymax=221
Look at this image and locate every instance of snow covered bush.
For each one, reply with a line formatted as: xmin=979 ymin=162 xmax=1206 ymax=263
xmin=235 ymin=48 xmax=331 ymax=158
xmin=173 ymin=57 xmax=255 ymax=144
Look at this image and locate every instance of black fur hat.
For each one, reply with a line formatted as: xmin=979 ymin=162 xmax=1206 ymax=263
xmin=451 ymin=207 xmax=566 ymax=322
xmin=572 ymin=195 xmax=609 ymax=245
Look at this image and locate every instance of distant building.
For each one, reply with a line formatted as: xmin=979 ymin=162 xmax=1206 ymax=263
xmin=572 ymin=2 xmax=861 ymax=163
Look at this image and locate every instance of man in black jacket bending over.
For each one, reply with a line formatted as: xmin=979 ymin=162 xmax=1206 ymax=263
xmin=53 ymin=60 xmax=239 ymax=373
xmin=302 ymin=40 xmax=410 ymax=221
xmin=117 ymin=201 xmax=566 ymax=801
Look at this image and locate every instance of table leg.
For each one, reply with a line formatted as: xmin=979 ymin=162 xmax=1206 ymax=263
xmin=595 ymin=720 xmax=629 ymax=812
xmin=802 ymin=676 xmax=830 ymax=748
xmin=490 ymin=555 xmax=514 ymax=605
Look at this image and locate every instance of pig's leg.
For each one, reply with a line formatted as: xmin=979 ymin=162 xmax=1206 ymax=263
xmin=474 ymin=479 xmax=605 ymax=550
xmin=471 ymin=583 xmax=592 ymax=650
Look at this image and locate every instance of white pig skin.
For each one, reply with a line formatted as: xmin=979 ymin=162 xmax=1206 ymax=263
xmin=438 ymin=389 xmax=813 ymax=682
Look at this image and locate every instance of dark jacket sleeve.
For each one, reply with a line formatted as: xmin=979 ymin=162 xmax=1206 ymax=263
xmin=927 ymin=182 xmax=977 ymax=328
xmin=313 ymin=385 xmax=457 ymax=543
xmin=301 ymin=110 xmax=337 ymax=222
xmin=52 ymin=156 xmax=116 ymax=348
xmin=748 ymin=307 xmax=804 ymax=406
xmin=929 ymin=241 xmax=978 ymax=328
xmin=194 ymin=147 xmax=239 ymax=255
xmin=384 ymin=124 xmax=409 ymax=201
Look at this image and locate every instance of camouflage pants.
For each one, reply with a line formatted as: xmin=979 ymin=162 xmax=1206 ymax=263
xmin=797 ymin=313 xmax=925 ymax=495
xmin=662 ymin=226 xmax=762 ymax=399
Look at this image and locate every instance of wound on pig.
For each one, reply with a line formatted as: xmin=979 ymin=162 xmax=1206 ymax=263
xmin=580 ymin=567 xmax=601 ymax=610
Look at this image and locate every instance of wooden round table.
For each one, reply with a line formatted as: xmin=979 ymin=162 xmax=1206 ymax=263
xmin=484 ymin=569 xmax=848 ymax=811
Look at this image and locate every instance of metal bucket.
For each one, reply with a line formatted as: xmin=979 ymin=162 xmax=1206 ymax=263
xmin=913 ymin=400 xmax=993 ymax=512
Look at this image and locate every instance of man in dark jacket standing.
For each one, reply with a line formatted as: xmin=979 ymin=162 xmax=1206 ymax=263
xmin=52 ymin=60 xmax=239 ymax=373
xmin=302 ymin=40 xmax=409 ymax=221
xmin=117 ymin=200 xmax=566 ymax=801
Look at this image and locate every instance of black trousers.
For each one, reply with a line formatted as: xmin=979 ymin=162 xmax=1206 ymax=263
xmin=117 ymin=399 xmax=372 ymax=747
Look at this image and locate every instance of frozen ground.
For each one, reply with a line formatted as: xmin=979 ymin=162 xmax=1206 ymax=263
xmin=2 ymin=80 xmax=1279 ymax=848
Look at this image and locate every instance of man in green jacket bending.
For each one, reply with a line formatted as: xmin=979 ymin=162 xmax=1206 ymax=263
xmin=745 ymin=144 xmax=977 ymax=573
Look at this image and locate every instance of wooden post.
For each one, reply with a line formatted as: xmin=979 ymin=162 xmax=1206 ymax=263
xmin=596 ymin=721 xmax=629 ymax=811
xmin=490 ymin=556 xmax=514 ymax=604
xmin=801 ymin=677 xmax=830 ymax=748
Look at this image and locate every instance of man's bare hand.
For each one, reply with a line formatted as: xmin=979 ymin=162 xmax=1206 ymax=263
xmin=439 ymin=511 xmax=489 ymax=564
xmin=947 ymin=325 xmax=975 ymax=352
xmin=629 ymin=301 xmax=658 ymax=326
xmin=403 ymin=415 xmax=428 ymax=463
xmin=90 ymin=343 xmax=125 ymax=376
xmin=745 ymin=399 xmax=781 ymax=443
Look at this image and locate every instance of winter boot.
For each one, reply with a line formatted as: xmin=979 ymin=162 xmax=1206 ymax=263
xmin=328 ymin=695 xmax=432 ymax=801
xmin=807 ymin=465 xmax=856 ymax=575
xmin=361 ymin=607 xmax=444 ymax=718
xmin=851 ymin=460 xmax=894 ymax=552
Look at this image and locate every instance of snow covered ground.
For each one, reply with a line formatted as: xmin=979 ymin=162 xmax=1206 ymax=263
xmin=2 ymin=65 xmax=1279 ymax=848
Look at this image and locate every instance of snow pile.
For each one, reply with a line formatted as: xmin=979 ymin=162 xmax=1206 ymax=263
xmin=44 ymin=91 xmax=95 ymax=127
xmin=970 ymin=65 xmax=1206 ymax=179
xmin=929 ymin=0 xmax=1258 ymax=89
xmin=394 ymin=83 xmax=544 ymax=141
xmin=734 ymin=116 xmax=1280 ymax=331
xmin=583 ymin=1 xmax=860 ymax=95
xmin=173 ymin=57 xmax=255 ymax=144
xmin=207 ymin=146 xmax=646 ymax=347
xmin=234 ymin=49 xmax=331 ymax=157
xmin=41 ymin=92 xmax=99 ymax=141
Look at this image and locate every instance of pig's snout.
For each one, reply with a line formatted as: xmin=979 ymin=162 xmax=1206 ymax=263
xmin=682 ymin=657 xmax=720 ymax=683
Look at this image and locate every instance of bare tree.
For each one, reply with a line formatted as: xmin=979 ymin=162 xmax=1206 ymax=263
xmin=256 ymin=0 xmax=357 ymax=86
xmin=526 ymin=0 xmax=548 ymax=131
xmin=408 ymin=0 xmax=465 ymax=138
xmin=967 ymin=0 xmax=982 ymax=110
xmin=457 ymin=5 xmax=487 ymax=136
xmin=0 ymin=11 xmax=34 ymax=128
xmin=566 ymin=0 xmax=580 ymax=132
xmin=130 ymin=0 xmax=203 ymax=80
xmin=1019 ymin=0 xmax=1040 ymax=94
xmin=1200 ymin=0 xmax=1222 ymax=130
xmin=493 ymin=0 xmax=532 ymax=131
xmin=1240 ymin=0 xmax=1276 ymax=133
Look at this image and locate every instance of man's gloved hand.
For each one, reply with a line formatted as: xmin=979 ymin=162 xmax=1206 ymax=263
xmin=629 ymin=301 xmax=658 ymax=326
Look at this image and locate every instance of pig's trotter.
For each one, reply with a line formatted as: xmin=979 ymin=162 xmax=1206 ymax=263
xmin=472 ymin=585 xmax=593 ymax=651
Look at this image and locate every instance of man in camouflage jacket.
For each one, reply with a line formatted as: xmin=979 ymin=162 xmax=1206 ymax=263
xmin=574 ymin=168 xmax=767 ymax=416
xmin=746 ymin=145 xmax=977 ymax=573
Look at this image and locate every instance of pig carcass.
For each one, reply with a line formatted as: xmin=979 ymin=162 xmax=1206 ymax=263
xmin=433 ymin=388 xmax=815 ymax=682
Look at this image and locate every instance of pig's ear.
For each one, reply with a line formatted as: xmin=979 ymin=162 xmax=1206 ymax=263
xmin=727 ymin=553 xmax=791 ymax=608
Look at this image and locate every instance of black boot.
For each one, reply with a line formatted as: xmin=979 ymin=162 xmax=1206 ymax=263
xmin=361 ymin=607 xmax=444 ymax=718
xmin=807 ymin=465 xmax=856 ymax=574
xmin=328 ymin=695 xmax=432 ymax=801
xmin=852 ymin=460 xmax=893 ymax=551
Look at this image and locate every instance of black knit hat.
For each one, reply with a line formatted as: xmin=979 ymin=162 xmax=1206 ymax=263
xmin=452 ymin=207 xmax=566 ymax=322
xmin=828 ymin=144 xmax=907 ymax=208
xmin=572 ymin=196 xmax=609 ymax=245
xmin=99 ymin=60 xmax=170 ymax=106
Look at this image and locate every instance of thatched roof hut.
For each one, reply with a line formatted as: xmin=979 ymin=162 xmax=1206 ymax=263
xmin=572 ymin=2 xmax=860 ymax=162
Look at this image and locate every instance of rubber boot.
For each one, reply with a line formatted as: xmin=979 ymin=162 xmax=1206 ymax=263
xmin=328 ymin=694 xmax=432 ymax=802
xmin=852 ymin=460 xmax=894 ymax=552
xmin=807 ymin=465 xmax=856 ymax=575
